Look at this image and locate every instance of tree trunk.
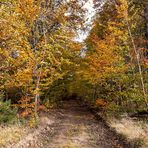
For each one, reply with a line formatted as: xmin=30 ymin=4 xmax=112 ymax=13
xmin=126 ymin=20 xmax=148 ymax=107
xmin=144 ymin=5 xmax=148 ymax=41
xmin=34 ymin=19 xmax=47 ymax=117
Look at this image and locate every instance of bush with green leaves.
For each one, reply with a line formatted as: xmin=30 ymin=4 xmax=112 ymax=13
xmin=0 ymin=100 xmax=17 ymax=123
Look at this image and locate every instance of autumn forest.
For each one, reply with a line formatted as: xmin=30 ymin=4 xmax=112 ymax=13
xmin=0 ymin=0 xmax=148 ymax=147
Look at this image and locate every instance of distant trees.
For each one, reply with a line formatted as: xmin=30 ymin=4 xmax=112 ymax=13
xmin=77 ymin=0 xmax=148 ymax=113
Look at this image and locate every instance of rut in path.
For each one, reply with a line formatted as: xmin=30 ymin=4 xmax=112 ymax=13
xmin=13 ymin=100 xmax=128 ymax=148
xmin=46 ymin=100 xmax=122 ymax=148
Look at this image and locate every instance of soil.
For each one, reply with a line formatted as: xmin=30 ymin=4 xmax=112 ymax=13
xmin=11 ymin=100 xmax=130 ymax=148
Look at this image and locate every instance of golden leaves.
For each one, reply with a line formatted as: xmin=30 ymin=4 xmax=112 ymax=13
xmin=16 ymin=0 xmax=41 ymax=22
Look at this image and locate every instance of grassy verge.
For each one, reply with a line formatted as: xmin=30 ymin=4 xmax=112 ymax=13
xmin=0 ymin=123 xmax=28 ymax=147
xmin=81 ymin=99 xmax=148 ymax=148
xmin=108 ymin=116 xmax=148 ymax=148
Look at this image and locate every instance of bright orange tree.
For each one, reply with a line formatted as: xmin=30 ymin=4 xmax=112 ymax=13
xmin=0 ymin=0 xmax=85 ymax=116
xmin=84 ymin=0 xmax=128 ymax=83
xmin=77 ymin=0 xmax=148 ymax=111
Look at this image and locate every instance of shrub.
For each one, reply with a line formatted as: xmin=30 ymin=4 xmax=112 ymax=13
xmin=0 ymin=100 xmax=17 ymax=123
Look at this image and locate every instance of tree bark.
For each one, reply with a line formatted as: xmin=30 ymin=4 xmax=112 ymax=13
xmin=126 ymin=20 xmax=148 ymax=107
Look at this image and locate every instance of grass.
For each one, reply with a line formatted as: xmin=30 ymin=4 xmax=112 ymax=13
xmin=0 ymin=123 xmax=28 ymax=147
xmin=109 ymin=116 xmax=148 ymax=148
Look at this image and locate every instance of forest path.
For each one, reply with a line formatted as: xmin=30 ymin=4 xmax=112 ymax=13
xmin=13 ymin=100 xmax=127 ymax=148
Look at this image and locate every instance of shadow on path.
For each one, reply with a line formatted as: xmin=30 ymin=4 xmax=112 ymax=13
xmin=13 ymin=100 xmax=129 ymax=148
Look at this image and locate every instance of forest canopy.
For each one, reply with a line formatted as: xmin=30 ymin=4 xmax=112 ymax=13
xmin=0 ymin=0 xmax=148 ymax=121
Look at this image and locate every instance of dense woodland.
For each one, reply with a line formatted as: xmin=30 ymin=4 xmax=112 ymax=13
xmin=0 ymin=0 xmax=148 ymax=123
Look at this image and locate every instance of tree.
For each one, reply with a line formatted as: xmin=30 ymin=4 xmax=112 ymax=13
xmin=81 ymin=0 xmax=148 ymax=112
xmin=0 ymin=0 xmax=85 ymax=116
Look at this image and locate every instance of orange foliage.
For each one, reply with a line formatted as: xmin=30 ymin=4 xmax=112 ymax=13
xmin=96 ymin=99 xmax=107 ymax=107
xmin=38 ymin=105 xmax=48 ymax=112
xmin=20 ymin=110 xmax=31 ymax=118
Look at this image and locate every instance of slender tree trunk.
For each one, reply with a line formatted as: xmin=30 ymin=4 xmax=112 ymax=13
xmin=34 ymin=74 xmax=41 ymax=117
xmin=126 ymin=20 xmax=148 ymax=107
xmin=34 ymin=19 xmax=47 ymax=117
xmin=93 ymin=85 xmax=97 ymax=100
xmin=144 ymin=6 xmax=148 ymax=42
xmin=144 ymin=5 xmax=148 ymax=58
xmin=113 ymin=0 xmax=147 ymax=107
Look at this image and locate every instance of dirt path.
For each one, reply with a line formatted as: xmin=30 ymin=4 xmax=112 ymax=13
xmin=12 ymin=100 xmax=128 ymax=148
